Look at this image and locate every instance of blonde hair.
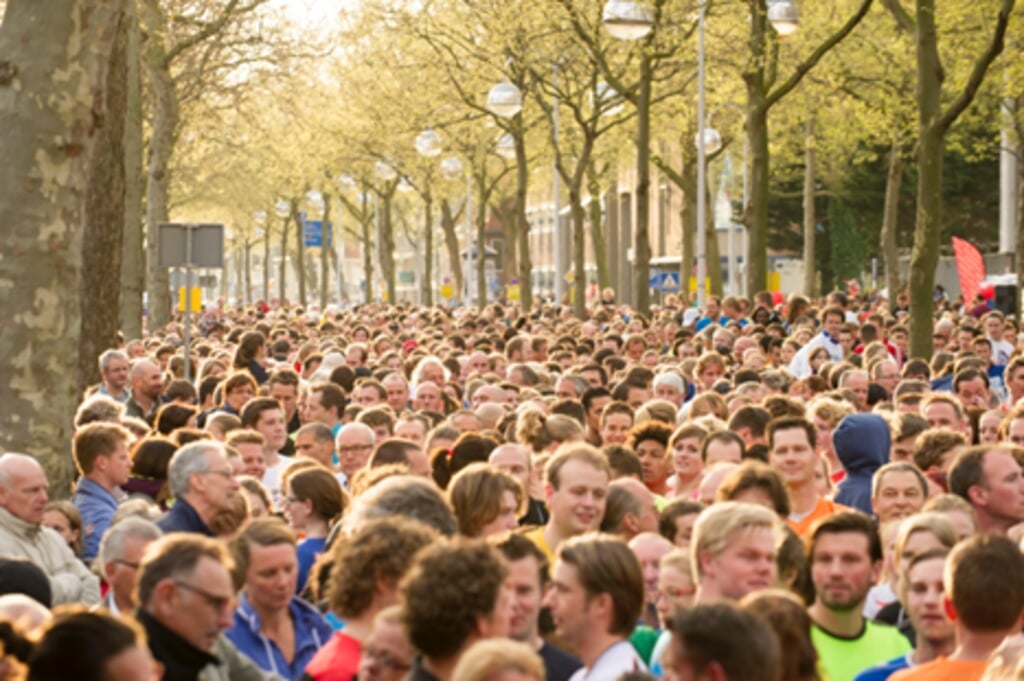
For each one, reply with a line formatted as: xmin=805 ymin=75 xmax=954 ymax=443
xmin=692 ymin=502 xmax=782 ymax=583
xmin=516 ymin=408 xmax=583 ymax=453
xmin=452 ymin=639 xmax=544 ymax=681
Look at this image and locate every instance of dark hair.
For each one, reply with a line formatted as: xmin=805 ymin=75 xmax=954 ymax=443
xmin=806 ymin=510 xmax=882 ymax=563
xmin=948 ymin=534 xmax=1024 ymax=631
xmin=28 ymin=609 xmax=144 ymax=681
xmin=239 ymin=397 xmax=282 ymax=428
xmin=766 ymin=417 xmax=816 ymax=451
xmin=658 ymin=500 xmax=705 ymax=544
xmin=740 ymin=590 xmax=819 ymax=681
xmin=154 ymin=403 xmax=198 ymax=436
xmin=668 ymin=602 xmax=781 ymax=681
xmin=130 ymin=436 xmax=176 ymax=480
xmin=716 ymin=460 xmax=791 ymax=517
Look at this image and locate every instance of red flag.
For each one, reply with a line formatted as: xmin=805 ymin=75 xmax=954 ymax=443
xmin=952 ymin=236 xmax=986 ymax=303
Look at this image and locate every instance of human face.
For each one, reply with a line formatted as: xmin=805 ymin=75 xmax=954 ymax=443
xmin=636 ymin=439 xmax=671 ymax=490
xmin=845 ymin=373 xmax=869 ymax=409
xmin=600 ymin=413 xmax=633 ymax=446
xmin=770 ymin=427 xmax=817 ymax=488
xmin=336 ymin=429 xmax=374 ymax=478
xmin=0 ymin=461 xmax=49 ymax=524
xmin=302 ymin=390 xmax=337 ymax=427
xmin=979 ymin=412 xmax=1002 ymax=444
xmin=1007 ymin=368 xmax=1024 ymax=403
xmin=358 ymin=619 xmax=414 ymax=681
xmin=545 ymin=460 xmax=608 ymax=536
xmin=632 ymin=535 xmax=671 ymax=605
xmin=105 ymin=534 xmax=152 ymax=612
xmin=1008 ymin=418 xmax=1024 ymax=447
xmin=897 ymin=530 xmax=944 ymax=576
xmin=891 ymin=437 xmax=916 ymax=463
xmin=986 ymin=316 xmax=1005 ymax=339
xmin=875 ymin=363 xmax=899 ymax=394
xmin=243 ymin=490 xmax=269 ymax=519
xmin=104 ymin=645 xmax=161 ymax=681
xmin=923 ymin=402 xmax=963 ymax=433
xmin=978 ymin=451 xmax=1024 ymax=525
xmin=704 ymin=439 xmax=742 ymax=466
xmin=873 ymin=471 xmax=925 ymax=523
xmin=383 ymin=379 xmax=410 ymax=413
xmin=294 ymin=431 xmax=334 ymax=468
xmin=282 ymin=491 xmax=312 ymax=531
xmin=655 ymin=566 xmax=695 ymax=627
xmin=543 ymin=560 xmax=594 ymax=648
xmin=42 ymin=509 xmax=77 ymax=546
xmin=810 ymin=532 xmax=879 ymax=612
xmin=245 ymin=543 xmax=298 ymax=614
xmin=697 ymin=363 xmax=723 ymax=390
xmin=701 ymin=527 xmax=776 ymax=600
xmin=413 ymin=384 xmax=443 ymax=412
xmin=421 ymin=363 xmax=446 ymax=387
xmin=356 ymin=385 xmax=383 ymax=407
xmin=225 ymin=382 xmax=256 ymax=412
xmin=268 ymin=385 xmax=297 ymax=421
xmin=196 ymin=452 xmax=239 ymax=511
xmin=671 ymin=513 xmax=699 ymax=550
xmin=956 ymin=377 xmax=989 ymax=409
xmin=904 ymin=557 xmax=953 ymax=648
xmin=626 ymin=386 xmax=650 ymax=410
xmin=585 ymin=396 xmax=611 ymax=432
xmin=489 ymin=447 xmax=531 ymax=491
xmin=394 ymin=419 xmax=426 ymax=446
xmin=137 ymin=363 xmax=165 ymax=400
xmin=103 ymin=357 xmax=130 ymax=392
xmin=581 ymin=370 xmax=603 ymax=388
xmin=671 ymin=437 xmax=703 ymax=482
xmin=479 ymin=490 xmax=521 ymax=538
xmin=506 ymin=556 xmax=543 ymax=642
xmin=162 ymin=556 xmax=236 ymax=652
xmin=235 ymin=442 xmax=266 ymax=480
xmin=823 ymin=313 xmax=843 ymax=338
xmin=813 ymin=416 xmax=835 ymax=456
xmin=655 ymin=383 xmax=682 ymax=407
xmin=99 ymin=438 xmax=134 ymax=487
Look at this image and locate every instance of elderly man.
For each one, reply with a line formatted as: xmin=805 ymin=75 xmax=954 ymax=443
xmin=0 ymin=454 xmax=100 ymax=605
xmin=136 ymin=533 xmax=278 ymax=681
xmin=156 ymin=441 xmax=240 ymax=536
xmin=96 ymin=517 xmax=162 ymax=615
xmin=335 ymin=422 xmax=376 ymax=488
xmin=96 ymin=349 xmax=131 ymax=402
xmin=381 ymin=373 xmax=411 ymax=413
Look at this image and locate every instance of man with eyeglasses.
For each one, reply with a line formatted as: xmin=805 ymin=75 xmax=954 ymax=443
xmin=96 ymin=516 xmax=162 ymax=615
xmin=136 ymin=533 xmax=278 ymax=681
xmin=335 ymin=422 xmax=376 ymax=489
xmin=157 ymin=441 xmax=240 ymax=536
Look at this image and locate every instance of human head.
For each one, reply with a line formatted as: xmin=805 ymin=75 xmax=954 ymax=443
xmin=27 ymin=609 xmax=156 ymax=681
xmin=664 ymin=602 xmax=781 ymax=681
xmin=871 ymin=462 xmax=928 ymax=523
xmin=447 ymin=464 xmax=524 ymax=538
xmin=691 ymin=502 xmax=782 ymax=601
xmin=284 ymin=467 xmax=345 ymax=531
xmin=544 ymin=444 xmax=611 ymax=538
xmin=450 ymin=639 xmax=544 ymax=681
xmin=806 ymin=511 xmax=882 ymax=613
xmin=0 ymin=454 xmax=49 ymax=525
xmin=166 ymin=441 xmax=239 ymax=516
xmin=136 ymin=533 xmax=235 ymax=652
xmin=401 ymin=539 xmax=510 ymax=660
xmin=336 ymin=422 xmax=376 ymax=480
xmin=229 ymin=518 xmax=297 ymax=611
xmin=945 ymin=534 xmax=1024 ymax=634
xmin=72 ymin=422 xmax=133 ymax=488
xmin=98 ymin=517 xmax=162 ymax=613
xmin=344 ymin=474 xmax=457 ymax=537
xmin=949 ymin=445 xmax=1024 ymax=534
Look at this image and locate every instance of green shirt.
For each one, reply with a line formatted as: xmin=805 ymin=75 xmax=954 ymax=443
xmin=811 ymin=620 xmax=912 ymax=681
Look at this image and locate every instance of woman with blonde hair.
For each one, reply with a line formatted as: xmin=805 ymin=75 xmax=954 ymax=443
xmin=452 ymin=640 xmax=544 ymax=681
xmin=516 ymin=408 xmax=583 ymax=454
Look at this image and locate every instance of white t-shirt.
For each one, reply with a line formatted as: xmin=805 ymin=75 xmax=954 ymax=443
xmin=569 ymin=640 xmax=646 ymax=681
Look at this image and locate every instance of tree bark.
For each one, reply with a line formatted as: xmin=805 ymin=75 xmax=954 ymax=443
xmin=120 ymin=0 xmax=144 ymax=340
xmin=79 ymin=0 xmax=129 ymax=397
xmin=243 ymin=239 xmax=252 ymax=305
xmin=278 ymin=214 xmax=289 ymax=304
xmin=320 ymin=193 xmax=331 ymax=309
xmin=441 ymin=199 xmax=463 ymax=304
xmin=262 ymin=227 xmax=270 ymax=303
xmin=141 ymin=0 xmax=177 ymax=331
xmin=705 ymin=172 xmax=723 ymax=297
xmin=514 ymin=129 xmax=533 ymax=311
xmin=586 ymin=160 xmax=612 ymax=291
xmin=633 ymin=55 xmax=653 ymax=315
xmin=0 ymin=0 xmax=128 ymax=495
xmin=881 ymin=138 xmax=904 ymax=311
xmin=381 ymin=190 xmax=397 ymax=304
xmin=422 ymin=193 xmax=434 ymax=306
xmin=361 ymin=193 xmax=374 ymax=304
xmin=292 ymin=198 xmax=306 ymax=307
xmin=803 ymin=117 xmax=817 ymax=297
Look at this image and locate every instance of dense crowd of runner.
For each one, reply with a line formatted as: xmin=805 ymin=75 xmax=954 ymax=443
xmin=3 ymin=288 xmax=1024 ymax=681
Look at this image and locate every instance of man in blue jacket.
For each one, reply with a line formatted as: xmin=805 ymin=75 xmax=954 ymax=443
xmin=157 ymin=441 xmax=240 ymax=536
xmin=71 ymin=422 xmax=133 ymax=560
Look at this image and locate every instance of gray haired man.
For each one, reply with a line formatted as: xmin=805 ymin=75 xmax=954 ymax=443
xmin=156 ymin=441 xmax=239 ymax=536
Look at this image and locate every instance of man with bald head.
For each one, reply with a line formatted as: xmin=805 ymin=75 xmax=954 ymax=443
xmin=412 ymin=381 xmax=444 ymax=413
xmin=629 ymin=532 xmax=674 ymax=630
xmin=335 ymin=422 xmax=376 ymax=487
xmin=124 ymin=359 xmax=164 ymax=424
xmin=0 ymin=454 xmax=100 ymax=605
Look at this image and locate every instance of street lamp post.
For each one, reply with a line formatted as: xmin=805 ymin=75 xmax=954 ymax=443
xmin=416 ymin=129 xmax=443 ymax=306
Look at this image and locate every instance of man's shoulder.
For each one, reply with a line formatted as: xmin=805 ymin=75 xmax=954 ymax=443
xmin=890 ymin=658 xmax=987 ymax=681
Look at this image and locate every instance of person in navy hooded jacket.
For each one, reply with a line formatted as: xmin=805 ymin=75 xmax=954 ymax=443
xmin=832 ymin=413 xmax=892 ymax=516
xmin=225 ymin=518 xmax=333 ymax=681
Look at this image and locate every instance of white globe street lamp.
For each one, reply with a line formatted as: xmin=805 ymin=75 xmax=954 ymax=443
xmin=274 ymin=199 xmax=290 ymax=219
xmin=695 ymin=127 xmax=723 ymax=156
xmin=306 ymin=190 xmax=325 ymax=215
xmin=375 ymin=160 xmax=397 ymax=182
xmin=768 ymin=0 xmax=799 ymax=36
xmin=602 ymin=0 xmax=654 ymax=40
xmin=440 ymin=156 xmax=464 ymax=180
xmin=486 ymin=81 xmax=523 ymax=118
xmin=415 ymin=129 xmax=443 ymax=158
xmin=337 ymin=174 xmax=357 ymax=191
xmin=495 ymin=133 xmax=517 ymax=160
xmin=253 ymin=210 xmax=267 ymax=225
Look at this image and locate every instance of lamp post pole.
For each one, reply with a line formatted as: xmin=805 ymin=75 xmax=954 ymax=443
xmin=696 ymin=0 xmax=708 ymax=310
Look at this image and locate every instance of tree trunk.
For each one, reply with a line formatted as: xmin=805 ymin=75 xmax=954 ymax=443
xmin=1017 ymin=139 xmax=1024 ymax=303
xmin=441 ymin=199 xmax=463 ymax=303
xmin=0 ymin=0 xmax=128 ymax=495
xmin=475 ymin=186 xmax=487 ymax=307
xmin=291 ymin=199 xmax=306 ymax=307
xmin=633 ymin=55 xmax=653 ymax=314
xmin=262 ymin=227 xmax=270 ymax=303
xmin=586 ymin=160 xmax=612 ymax=290
xmin=881 ymin=138 xmax=904 ymax=311
xmin=141 ymin=0 xmax=177 ymax=331
xmin=705 ymin=173 xmax=723 ymax=297
xmin=679 ymin=157 xmax=696 ymax=305
xmin=515 ymin=130 xmax=533 ymax=310
xmin=120 ymin=0 xmax=144 ymax=340
xmin=803 ymin=117 xmax=817 ymax=297
xmin=79 ymin=1 xmax=129 ymax=397
xmin=279 ymin=215 xmax=289 ymax=304
xmin=243 ymin=239 xmax=252 ymax=305
xmin=570 ymin=187 xmax=587 ymax=318
xmin=746 ymin=98 xmax=769 ymax=297
xmin=361 ymin=193 xmax=374 ymax=304
xmin=423 ymin=193 xmax=434 ymax=306
xmin=320 ymin=194 xmax=331 ymax=309
xmin=381 ymin=191 xmax=397 ymax=304
xmin=909 ymin=0 xmax=943 ymax=360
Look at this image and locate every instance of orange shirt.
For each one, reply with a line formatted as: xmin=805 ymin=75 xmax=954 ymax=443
xmin=889 ymin=657 xmax=986 ymax=681
xmin=787 ymin=497 xmax=848 ymax=537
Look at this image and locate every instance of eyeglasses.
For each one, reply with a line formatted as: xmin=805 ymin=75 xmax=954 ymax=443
xmin=337 ymin=444 xmax=373 ymax=455
xmin=174 ymin=580 xmax=233 ymax=613
xmin=364 ymin=646 xmax=411 ymax=672
xmin=202 ymin=469 xmax=234 ymax=480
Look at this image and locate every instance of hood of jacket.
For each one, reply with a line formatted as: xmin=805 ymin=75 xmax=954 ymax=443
xmin=832 ymin=413 xmax=891 ymax=476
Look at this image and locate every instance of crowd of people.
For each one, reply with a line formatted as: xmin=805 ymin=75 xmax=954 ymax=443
xmin=2 ymin=287 xmax=1024 ymax=681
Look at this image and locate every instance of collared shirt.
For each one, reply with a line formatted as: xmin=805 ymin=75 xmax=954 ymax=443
xmin=71 ymin=477 xmax=119 ymax=561
xmin=96 ymin=384 xmax=131 ymax=403
xmin=225 ymin=592 xmax=333 ymax=681
xmin=569 ymin=640 xmax=646 ymax=681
